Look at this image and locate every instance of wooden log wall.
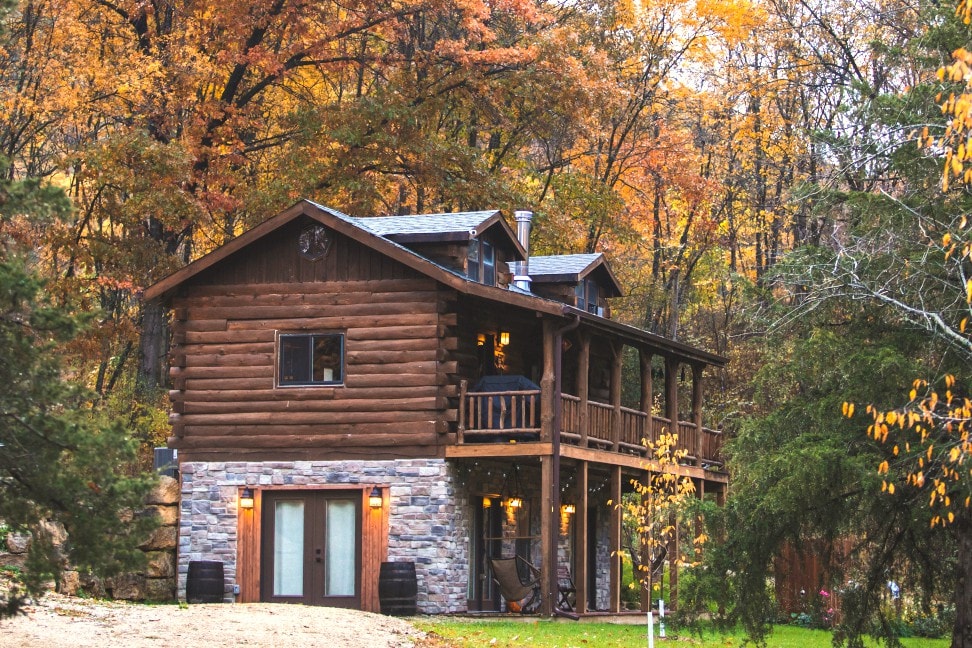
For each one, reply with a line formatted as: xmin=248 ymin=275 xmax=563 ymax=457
xmin=165 ymin=222 xmax=460 ymax=461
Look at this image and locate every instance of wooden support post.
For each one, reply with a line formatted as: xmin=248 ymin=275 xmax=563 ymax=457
xmin=458 ymin=379 xmax=468 ymax=444
xmin=692 ymin=364 xmax=704 ymax=466
xmin=640 ymin=350 xmax=653 ymax=447
xmin=609 ymin=465 xmax=622 ymax=613
xmin=578 ymin=334 xmax=591 ymax=447
xmin=610 ymin=343 xmax=623 ymax=451
xmin=664 ymin=356 xmax=679 ymax=442
xmin=540 ymin=455 xmax=555 ymax=615
xmin=576 ymin=461 xmax=589 ymax=614
xmin=237 ymin=488 xmax=261 ymax=602
xmin=541 ymin=320 xmax=556 ymax=443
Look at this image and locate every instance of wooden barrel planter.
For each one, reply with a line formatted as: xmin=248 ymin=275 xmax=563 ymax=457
xmin=378 ymin=561 xmax=417 ymax=616
xmin=186 ymin=560 xmax=225 ymax=603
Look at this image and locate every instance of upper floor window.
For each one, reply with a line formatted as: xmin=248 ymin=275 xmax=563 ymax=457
xmin=467 ymin=239 xmax=495 ymax=286
xmin=575 ymin=279 xmax=600 ymax=314
xmin=278 ymin=333 xmax=344 ymax=386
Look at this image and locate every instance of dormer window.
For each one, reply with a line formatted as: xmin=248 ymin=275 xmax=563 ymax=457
xmin=575 ymin=279 xmax=599 ymax=313
xmin=278 ymin=333 xmax=344 ymax=386
xmin=467 ymin=238 xmax=495 ymax=286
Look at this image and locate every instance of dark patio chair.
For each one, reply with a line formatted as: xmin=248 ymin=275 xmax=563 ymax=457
xmin=557 ymin=565 xmax=576 ymax=611
xmin=489 ymin=556 xmax=541 ymax=613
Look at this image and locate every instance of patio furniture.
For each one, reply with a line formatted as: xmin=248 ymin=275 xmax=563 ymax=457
xmin=489 ymin=556 xmax=541 ymax=613
xmin=557 ymin=565 xmax=576 ymax=611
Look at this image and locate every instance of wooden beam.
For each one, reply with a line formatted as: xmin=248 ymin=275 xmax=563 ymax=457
xmin=640 ymin=350 xmax=653 ymax=446
xmin=559 ymin=445 xmax=728 ymax=484
xmin=445 ymin=443 xmax=553 ymax=459
xmin=540 ymin=455 xmax=554 ymax=615
xmin=237 ymin=488 xmax=261 ymax=602
xmin=610 ymin=343 xmax=623 ymax=451
xmin=540 ymin=319 xmax=556 ymax=443
xmin=692 ymin=364 xmax=704 ymax=467
xmin=609 ymin=465 xmax=622 ymax=613
xmin=664 ymin=356 xmax=679 ymax=438
xmin=184 ymin=278 xmax=436 ymax=298
xmin=578 ymin=334 xmax=591 ymax=446
xmin=575 ymin=461 xmax=589 ymax=615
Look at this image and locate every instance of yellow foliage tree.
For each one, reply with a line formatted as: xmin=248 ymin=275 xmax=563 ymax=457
xmin=621 ymin=431 xmax=700 ymax=603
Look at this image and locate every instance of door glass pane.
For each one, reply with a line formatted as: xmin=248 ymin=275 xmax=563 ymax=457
xmin=325 ymin=500 xmax=356 ymax=596
xmin=273 ymin=500 xmax=305 ymax=596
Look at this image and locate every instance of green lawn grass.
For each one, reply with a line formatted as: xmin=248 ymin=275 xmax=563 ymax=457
xmin=415 ymin=618 xmax=950 ymax=647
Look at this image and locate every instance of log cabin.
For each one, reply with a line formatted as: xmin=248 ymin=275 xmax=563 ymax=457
xmin=144 ymin=199 xmax=728 ymax=615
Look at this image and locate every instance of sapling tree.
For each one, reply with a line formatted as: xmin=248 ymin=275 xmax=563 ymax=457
xmin=620 ymin=432 xmax=700 ymax=604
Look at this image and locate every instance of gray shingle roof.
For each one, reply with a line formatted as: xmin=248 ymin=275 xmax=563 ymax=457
xmin=528 ymin=254 xmax=603 ymax=278
xmin=349 ymin=211 xmax=499 ymax=237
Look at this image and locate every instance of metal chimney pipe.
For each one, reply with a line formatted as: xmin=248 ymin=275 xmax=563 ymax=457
xmin=513 ymin=210 xmax=533 ymax=291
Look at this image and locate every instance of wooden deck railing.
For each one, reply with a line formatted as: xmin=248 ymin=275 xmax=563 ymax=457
xmin=457 ymin=380 xmax=540 ymax=443
xmin=457 ymin=381 xmax=723 ymax=467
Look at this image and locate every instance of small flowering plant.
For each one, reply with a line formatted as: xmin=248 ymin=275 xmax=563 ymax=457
xmin=791 ymin=588 xmax=836 ymax=629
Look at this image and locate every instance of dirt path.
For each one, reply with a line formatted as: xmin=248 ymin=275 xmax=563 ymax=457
xmin=0 ymin=594 xmax=430 ymax=647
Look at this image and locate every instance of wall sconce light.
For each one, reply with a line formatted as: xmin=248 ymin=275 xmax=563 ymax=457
xmin=562 ymin=503 xmax=576 ymax=515
xmin=483 ymin=497 xmax=492 ymax=508
xmin=239 ymin=487 xmax=254 ymax=509
xmin=369 ymin=486 xmax=383 ymax=509
xmin=499 ymin=331 xmax=510 ymax=346
xmin=477 ymin=333 xmax=486 ymax=346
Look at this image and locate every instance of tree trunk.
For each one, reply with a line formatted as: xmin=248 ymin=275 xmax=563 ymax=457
xmin=137 ymin=300 xmax=168 ymax=397
xmin=953 ymin=506 xmax=972 ymax=648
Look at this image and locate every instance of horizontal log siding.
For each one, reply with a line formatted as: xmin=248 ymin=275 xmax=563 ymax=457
xmin=169 ymin=270 xmax=454 ymax=460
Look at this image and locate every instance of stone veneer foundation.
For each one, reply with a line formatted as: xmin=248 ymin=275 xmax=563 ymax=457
xmin=179 ymin=459 xmax=469 ymax=613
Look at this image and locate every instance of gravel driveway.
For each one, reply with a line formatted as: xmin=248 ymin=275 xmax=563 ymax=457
xmin=0 ymin=594 xmax=429 ymax=647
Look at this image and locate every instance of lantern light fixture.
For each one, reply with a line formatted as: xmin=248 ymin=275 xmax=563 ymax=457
xmin=499 ymin=331 xmax=510 ymax=346
xmin=502 ymin=464 xmax=524 ymax=511
xmin=369 ymin=486 xmax=383 ymax=509
xmin=239 ymin=487 xmax=254 ymax=509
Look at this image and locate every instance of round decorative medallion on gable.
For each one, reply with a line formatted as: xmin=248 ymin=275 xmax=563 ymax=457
xmin=298 ymin=225 xmax=332 ymax=261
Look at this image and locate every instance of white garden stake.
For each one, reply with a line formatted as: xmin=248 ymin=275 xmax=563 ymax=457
xmin=647 ymin=610 xmax=654 ymax=648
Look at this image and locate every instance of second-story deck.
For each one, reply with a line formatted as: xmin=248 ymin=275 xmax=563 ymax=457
xmin=455 ymin=380 xmax=725 ymax=471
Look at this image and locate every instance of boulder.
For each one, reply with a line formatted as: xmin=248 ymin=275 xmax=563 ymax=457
xmin=0 ymin=552 xmax=27 ymax=571
xmin=143 ymin=578 xmax=176 ymax=602
xmin=139 ymin=526 xmax=177 ymax=551
xmin=145 ymin=551 xmax=175 ymax=579
xmin=145 ymin=505 xmax=179 ymax=526
xmin=110 ymin=573 xmax=146 ymax=601
xmin=5 ymin=532 xmax=30 ymax=554
xmin=146 ymin=476 xmax=180 ymax=506
xmin=57 ymin=570 xmax=81 ymax=596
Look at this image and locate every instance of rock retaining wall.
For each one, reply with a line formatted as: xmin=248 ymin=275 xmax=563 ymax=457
xmin=0 ymin=475 xmax=180 ymax=602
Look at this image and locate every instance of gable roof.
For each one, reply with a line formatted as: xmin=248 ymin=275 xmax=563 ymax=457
xmin=142 ymin=199 xmax=726 ymax=367
xmin=142 ymin=199 xmax=557 ymax=313
xmin=529 ymin=253 xmax=623 ymax=297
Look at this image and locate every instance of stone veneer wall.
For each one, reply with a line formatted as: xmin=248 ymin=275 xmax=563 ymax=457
xmin=179 ymin=459 xmax=469 ymax=613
